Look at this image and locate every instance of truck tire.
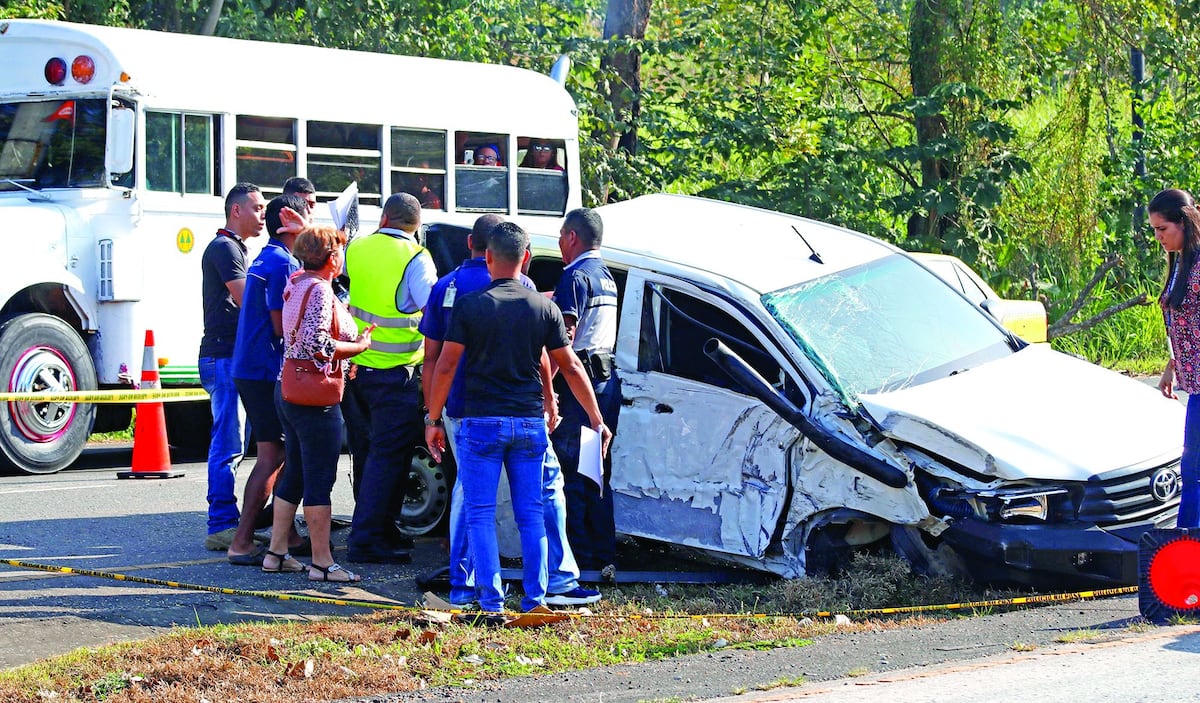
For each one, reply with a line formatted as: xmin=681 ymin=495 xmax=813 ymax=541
xmin=0 ymin=314 xmax=96 ymax=474
xmin=891 ymin=524 xmax=967 ymax=579
xmin=395 ymin=445 xmax=454 ymax=537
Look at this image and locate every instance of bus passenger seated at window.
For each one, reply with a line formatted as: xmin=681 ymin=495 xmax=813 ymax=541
xmin=473 ymin=144 xmax=501 ymax=166
xmin=520 ymin=140 xmax=563 ymax=171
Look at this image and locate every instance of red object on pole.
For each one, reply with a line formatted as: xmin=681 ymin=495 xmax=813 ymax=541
xmin=118 ymin=330 xmax=184 ymax=479
xmin=1139 ymin=528 xmax=1200 ymax=623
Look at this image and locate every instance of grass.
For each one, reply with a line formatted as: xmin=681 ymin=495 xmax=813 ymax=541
xmin=88 ymin=411 xmax=135 ymax=444
xmin=0 ymin=552 xmax=1035 ymax=703
xmin=756 ymin=674 xmax=806 ymax=690
xmin=1053 ymin=628 xmax=1104 ymax=644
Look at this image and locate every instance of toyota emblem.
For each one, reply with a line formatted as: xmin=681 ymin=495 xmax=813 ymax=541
xmin=1151 ymin=467 xmax=1181 ymax=503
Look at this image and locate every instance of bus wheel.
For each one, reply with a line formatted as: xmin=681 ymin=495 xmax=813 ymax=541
xmin=0 ymin=314 xmax=96 ymax=475
xmin=396 ymin=445 xmax=454 ymax=537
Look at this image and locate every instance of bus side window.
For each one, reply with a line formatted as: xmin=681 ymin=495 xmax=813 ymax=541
xmin=308 ymin=120 xmax=382 ymax=207
xmin=454 ymin=130 xmax=507 ymax=213
xmin=145 ymin=111 xmax=215 ymax=195
xmin=235 ymin=116 xmax=295 ymax=196
xmin=516 ymin=136 xmax=567 ymax=216
xmin=390 ymin=128 xmax=446 ymax=210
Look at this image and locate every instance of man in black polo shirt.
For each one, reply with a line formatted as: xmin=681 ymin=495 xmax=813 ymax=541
xmin=423 ymin=222 xmax=611 ymax=616
xmin=199 ymin=182 xmax=265 ymax=550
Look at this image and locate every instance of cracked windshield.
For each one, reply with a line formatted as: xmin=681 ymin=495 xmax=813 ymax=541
xmin=0 ymin=98 xmax=108 ymax=190
xmin=763 ymin=253 xmax=1014 ymax=397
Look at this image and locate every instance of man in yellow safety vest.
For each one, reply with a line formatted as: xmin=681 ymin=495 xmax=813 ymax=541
xmin=344 ymin=192 xmax=438 ymax=564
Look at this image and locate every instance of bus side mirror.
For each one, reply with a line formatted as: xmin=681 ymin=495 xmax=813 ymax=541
xmin=106 ymin=105 xmax=135 ymax=177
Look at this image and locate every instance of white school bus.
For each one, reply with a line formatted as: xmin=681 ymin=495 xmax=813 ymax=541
xmin=0 ymin=19 xmax=582 ymax=475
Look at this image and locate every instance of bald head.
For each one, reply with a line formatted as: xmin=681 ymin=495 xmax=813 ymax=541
xmin=469 ymin=214 xmax=505 ymax=254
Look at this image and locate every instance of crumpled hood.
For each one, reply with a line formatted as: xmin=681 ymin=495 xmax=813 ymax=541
xmin=857 ymin=344 xmax=1183 ymax=482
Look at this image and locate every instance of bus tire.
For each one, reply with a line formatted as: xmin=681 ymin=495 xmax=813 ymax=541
xmin=0 ymin=314 xmax=96 ymax=475
xmin=395 ymin=444 xmax=454 ymax=537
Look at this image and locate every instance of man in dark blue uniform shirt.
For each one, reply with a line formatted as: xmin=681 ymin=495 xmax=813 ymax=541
xmin=551 ymin=207 xmax=621 ymax=577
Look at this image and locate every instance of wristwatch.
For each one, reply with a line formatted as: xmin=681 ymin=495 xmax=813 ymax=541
xmin=424 ymin=413 xmax=443 ymax=427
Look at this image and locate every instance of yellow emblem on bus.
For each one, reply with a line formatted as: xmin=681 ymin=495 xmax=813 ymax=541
xmin=177 ymin=228 xmax=195 ymax=253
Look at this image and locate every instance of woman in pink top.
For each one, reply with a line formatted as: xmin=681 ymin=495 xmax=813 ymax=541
xmin=1152 ymin=188 xmax=1200 ymax=528
xmin=262 ymin=225 xmax=373 ymax=583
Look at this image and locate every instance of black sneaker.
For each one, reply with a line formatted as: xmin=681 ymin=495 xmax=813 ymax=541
xmin=346 ymin=548 xmax=413 ymax=564
xmin=545 ymin=586 xmax=602 ymax=606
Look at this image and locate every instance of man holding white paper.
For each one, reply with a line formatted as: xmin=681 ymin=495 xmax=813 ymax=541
xmin=551 ymin=207 xmax=622 ymax=578
xmin=423 ymin=222 xmax=610 ymax=616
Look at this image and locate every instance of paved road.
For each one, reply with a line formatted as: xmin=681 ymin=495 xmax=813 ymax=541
xmin=0 ymin=445 xmax=433 ymax=669
xmin=708 ymin=625 xmax=1200 ymax=702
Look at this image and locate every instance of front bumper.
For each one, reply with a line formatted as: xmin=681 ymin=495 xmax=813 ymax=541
xmin=942 ymin=515 xmax=1176 ymax=588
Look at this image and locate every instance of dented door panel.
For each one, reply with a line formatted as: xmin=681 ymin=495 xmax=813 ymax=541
xmin=612 ymin=371 xmax=799 ymax=558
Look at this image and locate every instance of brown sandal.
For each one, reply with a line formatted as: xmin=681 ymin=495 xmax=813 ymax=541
xmin=309 ymin=562 xmax=361 ymax=583
xmin=261 ymin=550 xmax=304 ymax=573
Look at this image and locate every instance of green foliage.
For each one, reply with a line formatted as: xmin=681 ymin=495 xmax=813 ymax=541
xmin=7 ymin=0 xmax=1200 ymax=364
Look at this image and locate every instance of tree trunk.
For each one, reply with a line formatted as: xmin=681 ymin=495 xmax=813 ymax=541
xmin=597 ymin=0 xmax=652 ymax=176
xmin=907 ymin=0 xmax=950 ymax=246
xmin=200 ymin=0 xmax=224 ymax=35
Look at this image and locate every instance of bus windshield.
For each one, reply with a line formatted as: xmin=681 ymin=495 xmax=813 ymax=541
xmin=0 ymin=98 xmax=108 ymax=190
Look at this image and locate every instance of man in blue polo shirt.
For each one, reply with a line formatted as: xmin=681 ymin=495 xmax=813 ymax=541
xmin=420 ymin=215 xmax=601 ymax=608
xmin=551 ymin=207 xmax=621 ymax=578
xmin=226 ymin=193 xmax=310 ymax=564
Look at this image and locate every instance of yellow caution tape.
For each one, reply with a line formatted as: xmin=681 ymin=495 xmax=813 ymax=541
xmin=0 ymin=388 xmax=209 ymax=403
xmin=0 ymin=558 xmax=1141 ymax=622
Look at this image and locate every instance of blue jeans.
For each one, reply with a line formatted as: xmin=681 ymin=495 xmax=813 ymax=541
xmin=1181 ymin=394 xmax=1200 ymax=528
xmin=446 ymin=418 xmax=579 ymax=605
xmin=552 ymin=372 xmax=621 ymax=569
xmin=274 ymin=383 xmax=343 ymax=507
xmin=347 ymin=365 xmax=422 ymax=554
xmin=458 ymin=416 xmax=549 ymax=613
xmin=199 ymin=356 xmax=245 ymax=534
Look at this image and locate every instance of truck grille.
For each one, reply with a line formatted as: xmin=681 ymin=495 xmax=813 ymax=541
xmin=1076 ymin=460 xmax=1181 ymax=526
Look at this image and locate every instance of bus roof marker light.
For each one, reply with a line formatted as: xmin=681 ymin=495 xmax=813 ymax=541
xmin=71 ymin=55 xmax=96 ymax=84
xmin=44 ymin=58 xmax=67 ymax=86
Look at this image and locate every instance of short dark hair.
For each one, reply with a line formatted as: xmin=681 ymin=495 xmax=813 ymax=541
xmin=382 ymin=192 xmax=421 ymax=228
xmin=224 ymin=182 xmax=260 ymax=218
xmin=563 ymin=207 xmax=603 ymax=248
xmin=266 ymin=193 xmax=309 ymax=239
xmin=470 ymin=214 xmax=505 ymax=253
xmin=282 ymin=177 xmax=316 ymax=195
xmin=487 ymin=222 xmax=528 ymax=263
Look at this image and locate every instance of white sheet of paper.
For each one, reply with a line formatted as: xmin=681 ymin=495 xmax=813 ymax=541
xmin=327 ymin=182 xmax=359 ymax=234
xmin=579 ymin=425 xmax=603 ymax=496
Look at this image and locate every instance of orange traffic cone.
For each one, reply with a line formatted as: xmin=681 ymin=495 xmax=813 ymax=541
xmin=118 ymin=330 xmax=184 ymax=479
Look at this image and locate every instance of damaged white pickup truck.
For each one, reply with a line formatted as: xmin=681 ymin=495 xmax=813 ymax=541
xmin=514 ymin=193 xmax=1182 ymax=588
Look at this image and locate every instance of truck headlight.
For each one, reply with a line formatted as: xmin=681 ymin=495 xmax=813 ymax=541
xmin=926 ymin=485 xmax=1070 ymax=523
xmin=979 ymin=487 xmax=1069 ymax=523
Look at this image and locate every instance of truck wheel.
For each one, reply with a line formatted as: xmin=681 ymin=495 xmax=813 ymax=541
xmin=0 ymin=314 xmax=96 ymax=474
xmin=891 ymin=525 xmax=967 ymax=579
xmin=395 ymin=445 xmax=454 ymax=536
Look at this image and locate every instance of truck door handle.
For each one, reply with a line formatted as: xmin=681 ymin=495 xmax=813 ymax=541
xmin=654 ymin=403 xmax=673 ymax=414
